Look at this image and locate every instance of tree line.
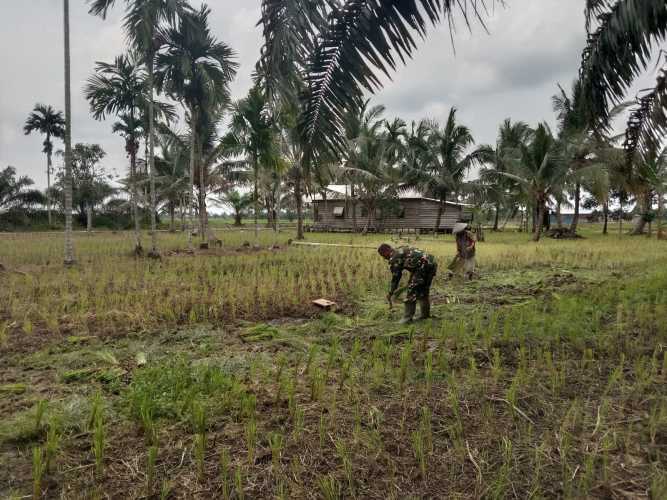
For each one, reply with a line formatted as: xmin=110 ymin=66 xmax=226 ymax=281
xmin=5 ymin=1 xmax=667 ymax=260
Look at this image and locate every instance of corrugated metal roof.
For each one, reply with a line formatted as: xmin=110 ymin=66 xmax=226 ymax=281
xmin=309 ymin=185 xmax=470 ymax=207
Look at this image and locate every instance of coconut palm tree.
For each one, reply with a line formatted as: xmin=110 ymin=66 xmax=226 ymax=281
xmin=225 ymin=86 xmax=280 ymax=244
xmin=629 ymin=146 xmax=667 ymax=238
xmin=23 ymin=104 xmax=65 ymax=227
xmin=62 ymin=0 xmax=75 ymax=265
xmin=553 ymin=79 xmax=634 ymax=235
xmin=88 ymin=0 xmax=190 ymax=256
xmin=408 ymin=108 xmax=484 ymax=232
xmin=214 ymin=189 xmax=253 ymax=227
xmin=338 ymin=102 xmax=395 ymax=233
xmin=155 ymin=130 xmax=189 ymax=232
xmin=85 ymin=53 xmax=146 ymax=254
xmin=156 ymin=4 xmax=237 ymax=247
xmin=552 ymin=79 xmax=603 ymax=234
xmin=493 ymin=124 xmax=573 ymax=242
xmin=478 ymin=119 xmax=533 ymax=230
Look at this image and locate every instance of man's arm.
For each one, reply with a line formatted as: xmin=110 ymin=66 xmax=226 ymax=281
xmin=388 ymin=254 xmax=404 ymax=297
xmin=389 ymin=268 xmax=403 ymax=295
xmin=466 ymin=231 xmax=476 ymax=250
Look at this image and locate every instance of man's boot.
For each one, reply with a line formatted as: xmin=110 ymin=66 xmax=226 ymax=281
xmin=418 ymin=298 xmax=431 ymax=320
xmin=399 ymin=301 xmax=416 ymax=324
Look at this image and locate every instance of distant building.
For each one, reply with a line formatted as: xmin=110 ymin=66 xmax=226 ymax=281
xmin=308 ymin=186 xmax=472 ymax=233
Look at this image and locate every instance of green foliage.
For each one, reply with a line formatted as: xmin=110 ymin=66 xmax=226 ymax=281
xmin=146 ymin=444 xmax=158 ymax=493
xmin=32 ymin=446 xmax=45 ymax=499
xmin=91 ymin=397 xmax=105 ymax=477
xmin=317 ymin=474 xmax=342 ymax=500
xmin=0 ymin=166 xmax=44 ymax=211
xmin=126 ymin=358 xmax=245 ymax=423
xmin=219 ymin=447 xmax=232 ymax=500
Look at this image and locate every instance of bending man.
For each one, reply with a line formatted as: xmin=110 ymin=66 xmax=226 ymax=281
xmin=378 ymin=243 xmax=437 ymax=324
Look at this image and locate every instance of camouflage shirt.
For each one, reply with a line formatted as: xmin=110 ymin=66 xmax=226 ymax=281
xmin=388 ymin=246 xmax=436 ymax=293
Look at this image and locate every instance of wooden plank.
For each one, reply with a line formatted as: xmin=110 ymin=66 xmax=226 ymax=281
xmin=312 ymin=298 xmax=337 ymax=310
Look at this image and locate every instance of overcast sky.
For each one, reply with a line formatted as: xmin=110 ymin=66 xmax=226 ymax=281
xmin=0 ymin=0 xmax=657 ymax=190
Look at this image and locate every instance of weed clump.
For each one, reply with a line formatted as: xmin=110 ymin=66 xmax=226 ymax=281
xmin=126 ymin=358 xmax=246 ymax=424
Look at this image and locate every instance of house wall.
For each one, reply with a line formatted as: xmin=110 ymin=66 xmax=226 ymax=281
xmin=311 ymin=199 xmax=471 ymax=231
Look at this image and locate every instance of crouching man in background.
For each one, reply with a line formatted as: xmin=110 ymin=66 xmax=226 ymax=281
xmin=449 ymin=222 xmax=476 ymax=280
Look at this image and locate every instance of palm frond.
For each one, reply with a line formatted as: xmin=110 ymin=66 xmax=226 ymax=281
xmin=299 ymin=0 xmax=493 ymax=158
xmin=624 ymin=62 xmax=667 ymax=163
xmin=256 ymin=0 xmax=330 ymax=104
xmin=579 ymin=0 xmax=667 ymax=131
xmin=87 ymin=0 xmax=116 ymax=19
xmin=584 ymin=0 xmax=612 ymax=33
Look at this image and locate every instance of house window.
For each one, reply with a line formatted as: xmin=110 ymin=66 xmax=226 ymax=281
xmin=333 ymin=206 xmax=345 ymax=218
xmin=314 ymin=205 xmax=320 ymax=222
xmin=397 ymin=207 xmax=406 ymax=218
xmin=361 ymin=207 xmax=368 ymax=218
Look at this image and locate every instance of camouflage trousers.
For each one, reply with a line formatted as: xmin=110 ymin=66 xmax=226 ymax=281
xmin=405 ymin=262 xmax=438 ymax=303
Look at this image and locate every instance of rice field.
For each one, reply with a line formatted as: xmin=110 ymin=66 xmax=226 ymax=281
xmin=1 ymin=227 xmax=667 ymax=498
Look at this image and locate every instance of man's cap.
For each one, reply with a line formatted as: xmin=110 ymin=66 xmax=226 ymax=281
xmin=453 ymin=222 xmax=468 ymax=234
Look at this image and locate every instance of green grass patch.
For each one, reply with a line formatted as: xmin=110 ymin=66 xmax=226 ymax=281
xmin=125 ymin=357 xmax=247 ymax=424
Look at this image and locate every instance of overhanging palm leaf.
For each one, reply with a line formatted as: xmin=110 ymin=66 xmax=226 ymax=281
xmin=579 ymin=0 xmax=667 ymax=131
xmin=624 ymin=62 xmax=667 ymax=163
xmin=299 ymin=0 xmax=493 ymax=157
xmin=256 ymin=0 xmax=330 ymax=103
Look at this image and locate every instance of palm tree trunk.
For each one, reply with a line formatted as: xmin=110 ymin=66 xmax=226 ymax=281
xmin=254 ymin=155 xmax=259 ymax=245
xmin=62 ymin=0 xmax=75 ymax=266
xmin=434 ymin=197 xmax=445 ymax=234
xmin=187 ymin=108 xmax=196 ymax=250
xmin=86 ymin=204 xmax=93 ymax=232
xmin=46 ymin=132 xmax=52 ymax=227
xmin=533 ymin=200 xmax=545 ymax=242
xmin=169 ymin=202 xmax=175 ymax=233
xmin=295 ymin=169 xmax=304 ymax=240
xmin=501 ymin=206 xmax=517 ymax=230
xmin=658 ymin=190 xmax=665 ymax=239
xmin=631 ymin=192 xmax=649 ymax=235
xmin=265 ymin=197 xmax=274 ymax=228
xmin=602 ymin=201 xmax=609 ymax=235
xmin=130 ymin=142 xmax=142 ymax=254
xmin=147 ymin=56 xmax=159 ymax=256
xmin=198 ymin=147 xmax=207 ymax=243
xmin=556 ymin=201 xmax=563 ymax=229
xmin=366 ymin=203 xmax=374 ymax=233
xmin=569 ymin=183 xmax=581 ymax=233
xmin=351 ymin=184 xmax=357 ymax=232
xmin=274 ymin=189 xmax=281 ymax=247
xmin=493 ymin=202 xmax=500 ymax=231
xmin=180 ymin=197 xmax=186 ymax=232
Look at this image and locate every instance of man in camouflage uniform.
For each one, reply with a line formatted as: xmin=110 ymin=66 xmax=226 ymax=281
xmin=378 ymin=243 xmax=437 ymax=324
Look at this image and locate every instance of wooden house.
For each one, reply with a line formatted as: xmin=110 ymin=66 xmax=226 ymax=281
xmin=308 ymin=186 xmax=472 ymax=233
